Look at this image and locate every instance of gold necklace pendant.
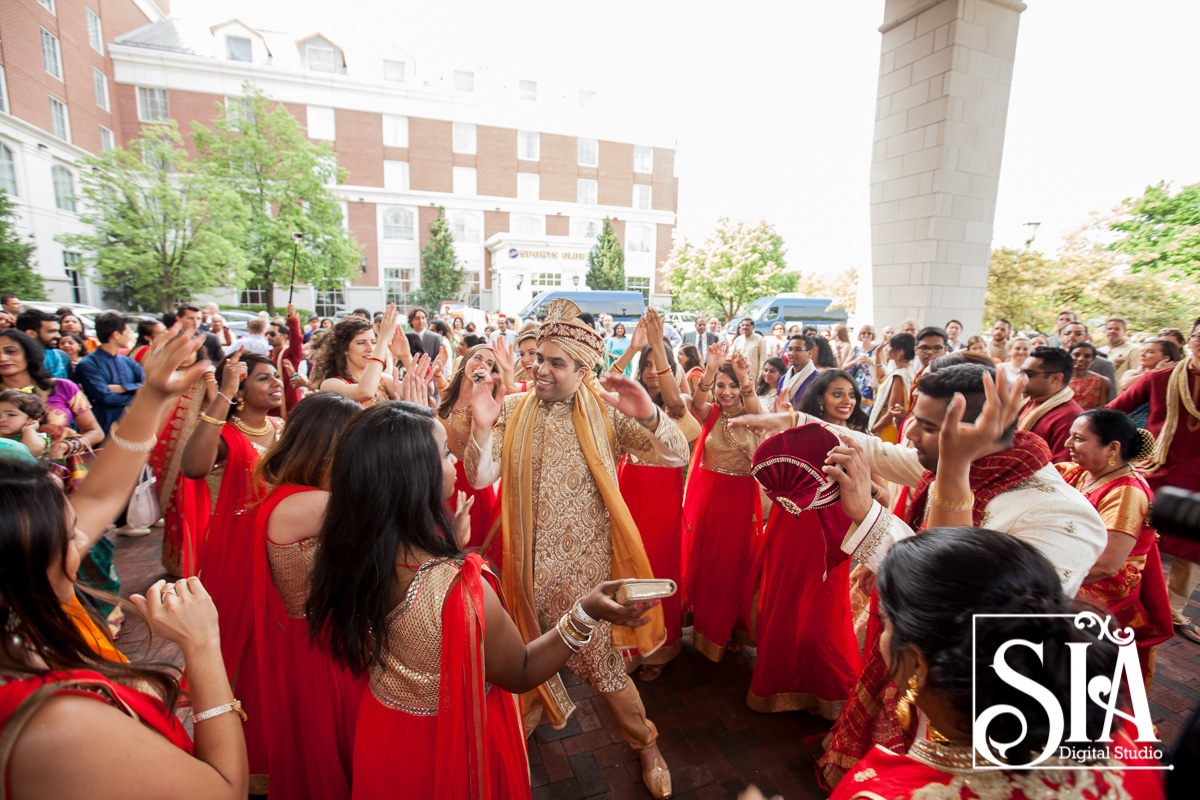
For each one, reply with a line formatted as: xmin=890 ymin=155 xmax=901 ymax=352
xmin=230 ymin=415 xmax=273 ymax=437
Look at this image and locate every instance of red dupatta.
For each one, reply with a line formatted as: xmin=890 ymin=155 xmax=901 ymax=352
xmin=819 ymin=432 xmax=1051 ymax=788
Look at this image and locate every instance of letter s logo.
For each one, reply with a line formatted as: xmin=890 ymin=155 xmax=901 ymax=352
xmin=975 ymin=639 xmax=1064 ymax=767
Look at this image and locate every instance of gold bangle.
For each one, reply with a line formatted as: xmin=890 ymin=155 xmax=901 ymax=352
xmin=698 ymin=379 xmax=714 ymax=393
xmin=189 ymin=699 xmax=247 ymax=724
xmin=108 ymin=422 xmax=157 ymax=453
xmin=789 ymin=409 xmax=799 ymax=428
xmin=739 ymin=385 xmax=754 ymax=396
xmin=367 ymin=356 xmax=388 ymax=368
xmin=200 ymin=413 xmax=226 ymax=427
xmin=653 ymin=366 xmax=673 ymax=377
xmin=929 ymin=491 xmax=974 ymax=513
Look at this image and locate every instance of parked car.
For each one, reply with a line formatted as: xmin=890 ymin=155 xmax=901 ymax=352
xmin=724 ymin=294 xmax=848 ymax=337
xmin=517 ymin=290 xmax=645 ymax=325
xmin=23 ymin=302 xmax=98 ymax=338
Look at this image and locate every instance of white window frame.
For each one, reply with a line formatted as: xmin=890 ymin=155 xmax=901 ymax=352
xmin=517 ymin=130 xmax=539 ymax=161
xmin=86 ymin=9 xmax=103 ymax=53
xmin=314 ymin=288 xmax=345 ymax=317
xmin=0 ymin=67 xmax=7 ymax=114
xmin=51 ymin=164 xmax=75 ymax=211
xmin=307 ymin=105 xmax=336 ymax=141
xmin=64 ymin=252 xmax=84 ymax=303
xmin=381 ymin=207 xmax=415 ymax=240
xmin=382 ymin=59 xmax=406 ymax=83
xmin=384 ymin=267 xmax=417 ymax=306
xmin=306 ymin=45 xmax=336 ymax=73
xmin=516 ymin=172 xmax=539 ymax=201
xmin=382 ymin=114 xmax=408 ymax=148
xmin=225 ymin=96 xmax=255 ymax=130
xmin=49 ymin=97 xmax=70 ymax=142
xmin=452 ymin=167 xmax=477 ymax=197
xmin=41 ymin=29 xmax=62 ymax=80
xmin=512 ymin=215 xmax=544 ymax=236
xmin=634 ymin=145 xmax=654 ymax=173
xmin=93 ymin=68 xmax=110 ymax=111
xmin=450 ymin=212 xmax=482 ymax=244
xmin=532 ymin=272 xmax=561 ymax=289
xmin=634 ymin=184 xmax=652 ymax=210
xmin=36 ymin=0 xmax=55 ymax=13
xmin=518 ymin=79 xmax=537 ymax=101
xmin=577 ymin=179 xmax=597 ymax=206
xmin=226 ymin=35 xmax=252 ymax=62
xmin=452 ymin=122 xmax=476 ymax=155
xmin=626 ymin=276 xmax=651 ymax=302
xmin=454 ymin=70 xmax=475 ymax=92
xmin=573 ymin=218 xmax=601 ymax=240
xmin=98 ymin=126 xmax=114 ymax=152
xmin=577 ymin=138 xmax=598 ymax=168
xmin=627 ymin=224 xmax=653 ymax=253
xmin=383 ymin=161 xmax=410 ymax=191
xmin=0 ymin=144 xmax=17 ymax=196
xmin=137 ymin=87 xmax=169 ymax=121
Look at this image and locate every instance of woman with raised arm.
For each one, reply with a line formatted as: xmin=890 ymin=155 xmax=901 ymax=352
xmin=305 ymin=401 xmax=657 ymax=799
xmin=617 ymin=309 xmax=702 ymax=679
xmin=437 ymin=342 xmax=506 ymax=564
xmin=0 ymin=328 xmax=251 ymax=800
xmin=182 ymin=348 xmax=283 ymax=793
xmin=682 ymin=343 xmax=765 ymax=661
xmin=1058 ymin=409 xmax=1171 ymax=687
xmin=252 ymin=391 xmax=366 ymax=800
xmin=867 ymin=332 xmax=917 ymax=443
xmin=314 ymin=304 xmax=402 ymax=407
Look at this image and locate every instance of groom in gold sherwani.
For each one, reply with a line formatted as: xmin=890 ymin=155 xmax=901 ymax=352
xmin=466 ymin=299 xmax=687 ymax=798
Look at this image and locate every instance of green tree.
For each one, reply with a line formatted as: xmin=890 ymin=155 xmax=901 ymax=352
xmin=57 ymin=122 xmax=247 ymax=312
xmin=661 ymin=217 xmax=794 ymax=318
xmin=985 ymin=246 xmax=1054 ymax=330
xmin=193 ymin=84 xmax=361 ymax=314
xmin=584 ymin=218 xmax=625 ymax=290
xmin=1108 ymin=181 xmax=1200 ymax=280
xmin=415 ymin=207 xmax=464 ymax=310
xmin=0 ymin=192 xmax=44 ymax=300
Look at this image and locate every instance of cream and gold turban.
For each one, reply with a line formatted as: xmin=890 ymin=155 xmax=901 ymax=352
xmin=537 ymin=298 xmax=604 ymax=372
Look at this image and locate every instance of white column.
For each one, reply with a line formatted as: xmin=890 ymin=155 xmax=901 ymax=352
xmin=868 ymin=0 xmax=1025 ymax=332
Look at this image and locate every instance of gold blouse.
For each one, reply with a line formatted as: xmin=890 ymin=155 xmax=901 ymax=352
xmin=369 ymin=558 xmax=462 ymax=716
xmin=700 ymin=412 xmax=758 ymax=475
xmin=266 ymin=537 xmax=319 ymax=618
xmin=440 ymin=406 xmax=474 ymax=461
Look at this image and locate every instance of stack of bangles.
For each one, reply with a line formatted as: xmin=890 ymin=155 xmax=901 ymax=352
xmin=556 ymin=600 xmax=599 ymax=652
xmin=698 ymin=378 xmax=713 ymax=393
xmin=61 ymin=438 xmax=87 ymax=456
xmin=366 ymin=356 xmax=388 ymax=369
xmin=739 ymin=385 xmax=754 ymax=396
xmin=929 ymin=491 xmax=974 ymax=513
xmin=653 ymin=366 xmax=672 ymax=377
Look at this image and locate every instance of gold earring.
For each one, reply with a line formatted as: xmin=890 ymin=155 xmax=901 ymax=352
xmin=896 ymin=673 xmax=919 ymax=729
xmin=235 ymin=396 xmax=245 ymax=412
xmin=1107 ymin=451 xmax=1117 ymax=467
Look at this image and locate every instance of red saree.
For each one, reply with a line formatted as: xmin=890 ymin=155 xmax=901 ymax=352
xmin=818 ymin=432 xmax=1052 ymax=788
xmin=619 ymin=457 xmax=685 ymax=666
xmin=253 ymin=485 xmax=366 ymax=800
xmin=451 ymin=459 xmax=502 ymax=568
xmin=681 ymin=406 xmax=763 ymax=662
xmin=149 ymin=379 xmax=211 ymax=576
xmin=745 ymin=505 xmax=860 ymax=718
xmin=197 ymin=423 xmax=271 ymax=789
xmin=352 ymin=554 xmax=529 ymax=799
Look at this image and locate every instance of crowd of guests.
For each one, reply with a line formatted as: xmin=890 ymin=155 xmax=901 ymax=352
xmin=0 ymin=287 xmax=1195 ymax=800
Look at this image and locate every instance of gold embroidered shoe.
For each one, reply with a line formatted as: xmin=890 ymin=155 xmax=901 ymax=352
xmin=641 ymin=758 xmax=672 ymax=798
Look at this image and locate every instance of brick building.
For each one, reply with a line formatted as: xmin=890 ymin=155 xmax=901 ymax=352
xmin=0 ymin=1 xmax=680 ymax=315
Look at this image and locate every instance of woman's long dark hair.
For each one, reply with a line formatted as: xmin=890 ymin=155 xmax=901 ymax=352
xmin=306 ymin=401 xmax=459 ymax=677
xmin=876 ymin=527 xmax=1120 ymax=764
xmin=798 ymin=368 xmax=869 ymax=431
xmin=437 ymin=343 xmax=499 ymax=418
xmin=311 ymin=317 xmax=372 ymax=385
xmin=214 ymin=352 xmax=274 ymax=419
xmin=0 ymin=460 xmax=179 ymax=705
xmin=812 ymin=335 xmax=838 ymax=369
xmin=634 ymin=343 xmax=678 ymax=407
xmin=0 ymin=330 xmax=54 ymax=392
xmin=257 ymin=392 xmax=361 ymax=490
xmin=678 ymin=344 xmax=701 ymax=373
xmin=755 ymin=356 xmax=787 ymax=397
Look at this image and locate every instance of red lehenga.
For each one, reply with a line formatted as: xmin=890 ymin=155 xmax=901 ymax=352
xmin=1058 ymin=464 xmax=1173 ymax=685
xmin=149 ymin=378 xmax=211 ymax=576
xmin=619 ymin=456 xmax=685 ymax=668
xmin=745 ymin=505 xmax=860 ymax=718
xmin=352 ymin=554 xmax=529 ymax=799
xmin=253 ymin=484 xmax=367 ymax=800
xmin=441 ymin=407 xmax=502 ymax=568
xmin=681 ymin=406 xmax=763 ymax=662
xmin=197 ymin=422 xmax=278 ymax=792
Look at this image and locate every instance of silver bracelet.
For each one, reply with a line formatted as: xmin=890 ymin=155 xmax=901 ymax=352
xmin=571 ymin=599 xmax=600 ymax=627
xmin=108 ymin=422 xmax=157 ymax=453
xmin=216 ymin=391 xmax=234 ymax=405
xmin=189 ymin=699 xmax=247 ymax=724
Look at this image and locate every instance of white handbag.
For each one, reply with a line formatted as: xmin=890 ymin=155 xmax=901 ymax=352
xmin=127 ymin=464 xmax=161 ymax=529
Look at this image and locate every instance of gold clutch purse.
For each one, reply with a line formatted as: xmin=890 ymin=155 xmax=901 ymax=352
xmin=615 ymin=579 xmax=677 ymax=605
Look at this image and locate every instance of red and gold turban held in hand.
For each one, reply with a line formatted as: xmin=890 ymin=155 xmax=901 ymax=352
xmin=751 ymin=424 xmax=854 ymax=577
xmin=537 ymin=298 xmax=604 ymax=375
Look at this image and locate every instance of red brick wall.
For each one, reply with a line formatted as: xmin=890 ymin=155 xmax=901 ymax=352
xmin=538 ymin=133 xmax=575 ymax=203
xmin=598 ymin=141 xmax=633 ymax=207
xmin=545 ymin=215 xmax=569 ymax=236
xmin=409 ymin=118 xmax=451 ymax=193
xmin=478 ymin=125 xmax=516 ymax=198
xmin=334 ymin=108 xmax=382 ymax=187
xmin=347 ymin=201 xmax=376 ymax=286
xmin=483 ymin=210 xmax=510 ymax=288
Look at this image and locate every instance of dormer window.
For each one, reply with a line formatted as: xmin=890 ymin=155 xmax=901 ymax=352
xmin=227 ymin=36 xmax=252 ymax=62
xmin=307 ymin=46 xmax=335 ymax=73
xmin=454 ymin=70 xmax=474 ymax=92
xmin=383 ymin=59 xmax=405 ymax=82
xmin=518 ymin=80 xmax=537 ymax=101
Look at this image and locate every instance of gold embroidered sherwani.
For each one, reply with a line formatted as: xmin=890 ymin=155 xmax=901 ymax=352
xmin=466 ymin=392 xmax=687 ymax=691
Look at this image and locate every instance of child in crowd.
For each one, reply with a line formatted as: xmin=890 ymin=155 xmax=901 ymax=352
xmin=0 ymin=389 xmax=50 ymax=458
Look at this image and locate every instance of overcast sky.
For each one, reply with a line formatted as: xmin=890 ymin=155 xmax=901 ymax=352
xmin=175 ymin=0 xmax=1200 ymax=275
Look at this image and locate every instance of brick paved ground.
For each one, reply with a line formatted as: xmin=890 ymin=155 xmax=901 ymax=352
xmin=111 ymin=529 xmax=1200 ymax=799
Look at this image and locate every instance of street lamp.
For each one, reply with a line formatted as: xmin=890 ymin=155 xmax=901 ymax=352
xmin=1023 ymin=221 xmax=1041 ymax=249
xmin=572 ymin=274 xmax=580 ymax=287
